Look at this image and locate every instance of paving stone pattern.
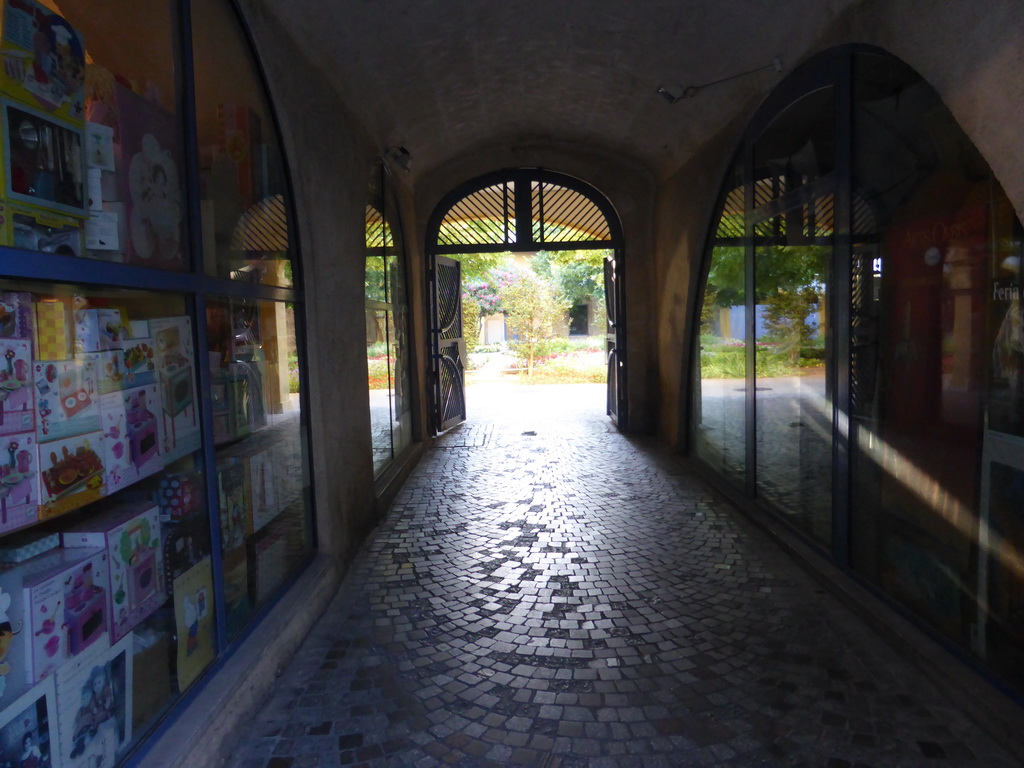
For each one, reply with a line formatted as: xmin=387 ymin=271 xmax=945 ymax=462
xmin=227 ymin=383 xmax=1018 ymax=768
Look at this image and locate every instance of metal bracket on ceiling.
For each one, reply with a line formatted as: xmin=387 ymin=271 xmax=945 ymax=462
xmin=657 ymin=56 xmax=784 ymax=103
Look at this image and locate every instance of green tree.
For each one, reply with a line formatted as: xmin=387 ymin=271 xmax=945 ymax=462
xmin=498 ymin=266 xmax=566 ymax=376
xmin=462 ymin=298 xmax=481 ymax=352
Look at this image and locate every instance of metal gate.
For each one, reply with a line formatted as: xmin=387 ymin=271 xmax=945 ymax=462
xmin=604 ymin=249 xmax=626 ymax=428
xmin=430 ymin=255 xmax=466 ymax=431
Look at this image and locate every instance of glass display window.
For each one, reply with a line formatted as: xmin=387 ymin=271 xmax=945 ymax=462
xmin=205 ymin=296 xmax=311 ymax=640
xmin=191 ymin=0 xmax=295 ymax=287
xmin=365 ymin=164 xmax=412 ymax=477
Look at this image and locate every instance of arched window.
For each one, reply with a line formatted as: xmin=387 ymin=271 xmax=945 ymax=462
xmin=692 ymin=46 xmax=1024 ymax=695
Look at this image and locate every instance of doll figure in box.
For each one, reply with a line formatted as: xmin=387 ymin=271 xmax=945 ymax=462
xmin=0 ymin=588 xmax=22 ymax=698
xmin=19 ymin=731 xmax=42 ymax=768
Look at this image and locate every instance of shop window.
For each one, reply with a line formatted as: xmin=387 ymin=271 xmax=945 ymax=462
xmin=692 ymin=45 xmax=1024 ymax=697
xmin=0 ymin=0 xmax=313 ymax=765
xmin=365 ymin=164 xmax=411 ymax=477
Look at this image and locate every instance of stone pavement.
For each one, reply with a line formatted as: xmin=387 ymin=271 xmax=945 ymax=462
xmin=226 ymin=383 xmax=1020 ymax=768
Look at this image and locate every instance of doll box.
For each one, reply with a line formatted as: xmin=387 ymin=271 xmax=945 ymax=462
xmin=0 ymin=545 xmax=109 ymax=686
xmin=0 ymin=0 xmax=85 ymax=123
xmin=0 ymin=430 xmax=36 ymax=534
xmin=55 ymin=632 xmax=133 ymax=768
xmin=0 ymin=337 xmax=33 ymax=435
xmin=63 ymin=501 xmax=165 ymax=643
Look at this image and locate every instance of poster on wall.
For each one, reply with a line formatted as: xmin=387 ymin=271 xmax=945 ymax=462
xmin=0 ymin=675 xmax=59 ymax=768
xmin=114 ymin=85 xmax=184 ymax=269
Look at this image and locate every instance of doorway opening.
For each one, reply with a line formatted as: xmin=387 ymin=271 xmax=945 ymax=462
xmin=426 ymin=170 xmax=625 ymax=435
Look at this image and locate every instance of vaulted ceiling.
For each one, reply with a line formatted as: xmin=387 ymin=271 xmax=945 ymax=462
xmin=259 ymin=0 xmax=859 ymax=179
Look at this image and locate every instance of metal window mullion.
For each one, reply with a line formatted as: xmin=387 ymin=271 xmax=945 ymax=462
xmin=744 ymin=140 xmax=757 ymax=499
xmin=831 ymin=51 xmax=853 ymax=568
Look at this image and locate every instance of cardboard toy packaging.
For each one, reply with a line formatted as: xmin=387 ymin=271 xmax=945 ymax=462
xmin=98 ymin=390 xmax=136 ymax=494
xmin=0 ymin=338 xmax=33 ymax=435
xmin=33 ymin=355 xmax=99 ymax=442
xmin=217 ymin=458 xmax=249 ymax=549
xmin=37 ymin=429 xmax=105 ymax=520
xmin=0 ymin=430 xmax=36 ymax=534
xmin=55 ymin=632 xmax=133 ymax=768
xmin=4 ymin=200 xmax=82 ymax=255
xmin=120 ymin=383 xmax=163 ymax=480
xmin=0 ymin=546 xmax=109 ymax=687
xmin=33 ymin=299 xmax=71 ymax=361
xmin=150 ymin=317 xmax=199 ymax=463
xmin=0 ymin=291 xmax=33 ymax=340
xmin=0 ymin=0 xmax=85 ymax=123
xmin=63 ymin=502 xmax=165 ymax=643
xmin=246 ymin=448 xmax=279 ymax=533
xmin=0 ymin=529 xmax=56 ymax=563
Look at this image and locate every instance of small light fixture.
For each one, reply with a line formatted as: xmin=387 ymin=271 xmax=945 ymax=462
xmin=658 ymin=56 xmax=783 ymax=103
xmin=383 ymin=146 xmax=412 ymax=171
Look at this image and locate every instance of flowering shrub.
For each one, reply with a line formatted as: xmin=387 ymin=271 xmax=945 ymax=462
xmin=367 ymin=355 xmax=393 ymax=389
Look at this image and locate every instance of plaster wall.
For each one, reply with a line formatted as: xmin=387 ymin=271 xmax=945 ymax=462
xmin=413 ymin=144 xmax=658 ymax=433
xmin=653 ymin=0 xmax=1024 ymax=453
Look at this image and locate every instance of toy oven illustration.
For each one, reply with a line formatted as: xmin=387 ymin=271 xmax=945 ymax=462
xmin=65 ymin=585 xmax=106 ymax=654
xmin=161 ymin=366 xmax=193 ymax=416
xmin=128 ymin=547 xmax=158 ymax=605
xmin=130 ymin=412 xmax=158 ymax=466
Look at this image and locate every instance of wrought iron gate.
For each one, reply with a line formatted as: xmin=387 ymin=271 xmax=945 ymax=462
xmin=605 ymin=250 xmax=626 ymax=428
xmin=431 ymin=255 xmax=466 ymax=431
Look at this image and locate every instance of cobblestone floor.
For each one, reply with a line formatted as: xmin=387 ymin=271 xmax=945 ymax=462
xmin=227 ymin=383 xmax=1019 ymax=768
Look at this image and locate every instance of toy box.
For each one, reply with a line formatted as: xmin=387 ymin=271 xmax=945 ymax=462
xmin=0 ymin=430 xmax=36 ymax=533
xmin=217 ymin=104 xmax=262 ymax=207
xmin=0 ymin=529 xmax=55 ymax=563
xmin=3 ymin=98 xmax=86 ymax=216
xmin=33 ymin=298 xmax=70 ymax=360
xmin=0 ymin=566 xmax=28 ymax=706
xmin=161 ymin=513 xmax=208 ymax=585
xmin=0 ymin=0 xmax=85 ymax=122
xmin=121 ymin=384 xmax=163 ymax=481
xmin=55 ymin=632 xmax=133 ymax=768
xmin=97 ymin=349 xmax=124 ymax=394
xmin=216 ymin=458 xmax=248 ymax=550
xmin=33 ymin=355 xmax=99 ymax=441
xmin=0 ymin=291 xmax=32 ymax=340
xmin=115 ymin=84 xmax=183 ymax=268
xmin=247 ymin=448 xmax=278 ymax=533
xmin=119 ymin=335 xmax=155 ymax=390
xmin=172 ymin=557 xmax=212 ymax=692
xmin=150 ymin=317 xmax=198 ymax=463
xmin=74 ymin=308 xmax=126 ymax=353
xmin=0 ymin=546 xmax=108 ymax=686
xmin=131 ymin=628 xmax=169 ymax=730
xmin=0 ymin=675 xmax=58 ymax=766
xmin=37 ymin=429 xmax=104 ymax=520
xmin=154 ymin=471 xmax=199 ymax=523
xmin=98 ymin=390 xmax=136 ymax=495
xmin=6 ymin=199 xmax=82 ymax=256
xmin=63 ymin=502 xmax=165 ymax=643
xmin=0 ymin=337 xmax=33 ymax=435
xmin=223 ymin=545 xmax=248 ymax=638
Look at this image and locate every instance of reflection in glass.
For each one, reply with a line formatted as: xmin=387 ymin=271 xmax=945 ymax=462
xmin=694 ymin=163 xmax=746 ymax=483
xmin=192 ymin=0 xmax=294 ymax=286
xmin=365 ymin=169 xmax=412 ymax=476
xmin=848 ymin=52 xmax=990 ymax=651
xmin=753 ymin=214 xmax=832 ymax=544
xmin=206 ymin=297 xmax=312 ymax=639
